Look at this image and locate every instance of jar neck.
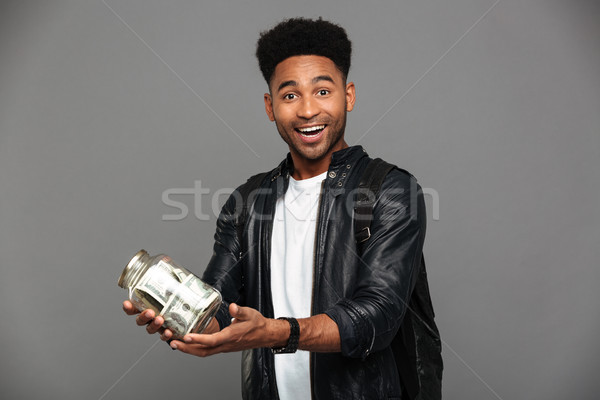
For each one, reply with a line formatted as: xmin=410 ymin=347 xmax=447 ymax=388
xmin=118 ymin=250 xmax=151 ymax=288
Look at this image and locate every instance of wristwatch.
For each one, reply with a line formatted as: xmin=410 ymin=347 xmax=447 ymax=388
xmin=271 ymin=317 xmax=300 ymax=354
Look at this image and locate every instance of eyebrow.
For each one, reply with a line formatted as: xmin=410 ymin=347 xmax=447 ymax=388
xmin=312 ymin=75 xmax=334 ymax=85
xmin=276 ymin=75 xmax=335 ymax=93
xmin=277 ymin=80 xmax=297 ymax=93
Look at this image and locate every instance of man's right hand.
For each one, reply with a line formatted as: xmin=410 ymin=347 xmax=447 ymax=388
xmin=122 ymin=300 xmax=173 ymax=342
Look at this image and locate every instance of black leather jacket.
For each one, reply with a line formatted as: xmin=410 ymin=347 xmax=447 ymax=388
xmin=203 ymin=145 xmax=426 ymax=399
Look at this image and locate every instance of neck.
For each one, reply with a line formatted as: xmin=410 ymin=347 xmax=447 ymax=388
xmin=289 ymin=140 xmax=349 ymax=180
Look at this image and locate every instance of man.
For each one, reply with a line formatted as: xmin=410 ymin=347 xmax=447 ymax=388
xmin=123 ymin=17 xmax=441 ymax=399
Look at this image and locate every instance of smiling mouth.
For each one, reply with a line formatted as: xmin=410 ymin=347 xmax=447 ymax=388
xmin=295 ymin=124 xmax=326 ymax=137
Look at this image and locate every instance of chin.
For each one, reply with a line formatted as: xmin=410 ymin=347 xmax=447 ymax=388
xmin=296 ymin=145 xmax=329 ymax=161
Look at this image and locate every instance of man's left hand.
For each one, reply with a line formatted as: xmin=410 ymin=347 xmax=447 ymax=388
xmin=169 ymin=303 xmax=288 ymax=357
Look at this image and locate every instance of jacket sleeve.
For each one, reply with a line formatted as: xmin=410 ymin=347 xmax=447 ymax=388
xmin=201 ymin=188 xmax=244 ymax=331
xmin=324 ymin=170 xmax=427 ymax=359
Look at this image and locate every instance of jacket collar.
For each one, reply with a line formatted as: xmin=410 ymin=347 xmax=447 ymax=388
xmin=273 ymin=145 xmax=368 ymax=178
xmin=329 ymin=145 xmax=368 ymax=169
xmin=268 ymin=145 xmax=368 ymax=197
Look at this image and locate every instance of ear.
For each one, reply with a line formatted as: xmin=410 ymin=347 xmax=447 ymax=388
xmin=345 ymin=82 xmax=356 ymax=112
xmin=264 ymin=93 xmax=275 ymax=121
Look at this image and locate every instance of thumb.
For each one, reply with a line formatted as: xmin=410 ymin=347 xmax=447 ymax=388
xmin=229 ymin=303 xmax=249 ymax=320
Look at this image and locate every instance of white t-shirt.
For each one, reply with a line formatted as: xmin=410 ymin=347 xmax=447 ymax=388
xmin=270 ymin=171 xmax=327 ymax=400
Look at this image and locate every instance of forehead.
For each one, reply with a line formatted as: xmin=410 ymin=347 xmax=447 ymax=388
xmin=270 ymin=55 xmax=343 ymax=87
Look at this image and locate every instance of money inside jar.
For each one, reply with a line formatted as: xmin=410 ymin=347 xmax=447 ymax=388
xmin=118 ymin=250 xmax=222 ymax=339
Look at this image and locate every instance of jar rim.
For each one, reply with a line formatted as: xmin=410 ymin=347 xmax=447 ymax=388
xmin=118 ymin=249 xmax=148 ymax=288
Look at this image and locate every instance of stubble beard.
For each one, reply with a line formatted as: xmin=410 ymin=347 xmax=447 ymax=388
xmin=274 ymin=111 xmax=348 ymax=162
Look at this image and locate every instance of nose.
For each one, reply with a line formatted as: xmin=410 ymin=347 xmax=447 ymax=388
xmin=296 ymin=96 xmax=319 ymax=120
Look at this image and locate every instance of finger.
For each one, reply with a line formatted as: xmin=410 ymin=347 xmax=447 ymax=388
xmin=136 ymin=309 xmax=155 ymax=326
xmin=146 ymin=315 xmax=164 ymax=334
xmin=182 ymin=329 xmax=232 ymax=347
xmin=170 ymin=340 xmax=197 ymax=353
xmin=122 ymin=301 xmax=139 ymax=316
xmin=160 ymin=328 xmax=173 ymax=342
xmin=170 ymin=340 xmax=218 ymax=357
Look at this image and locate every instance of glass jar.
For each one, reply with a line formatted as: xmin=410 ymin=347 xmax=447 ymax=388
xmin=118 ymin=249 xmax=221 ymax=339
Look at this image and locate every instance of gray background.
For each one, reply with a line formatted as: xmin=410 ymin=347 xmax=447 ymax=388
xmin=1 ymin=0 xmax=598 ymax=399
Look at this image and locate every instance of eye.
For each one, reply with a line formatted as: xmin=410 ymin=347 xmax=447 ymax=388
xmin=317 ymin=89 xmax=329 ymax=96
xmin=283 ymin=93 xmax=297 ymax=100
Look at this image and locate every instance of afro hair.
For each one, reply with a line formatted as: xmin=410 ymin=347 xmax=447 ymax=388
xmin=256 ymin=17 xmax=352 ymax=86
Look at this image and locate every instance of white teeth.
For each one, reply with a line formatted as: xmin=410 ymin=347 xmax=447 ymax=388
xmin=298 ymin=125 xmax=325 ymax=133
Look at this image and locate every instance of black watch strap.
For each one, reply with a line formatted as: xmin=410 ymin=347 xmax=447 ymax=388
xmin=272 ymin=317 xmax=300 ymax=354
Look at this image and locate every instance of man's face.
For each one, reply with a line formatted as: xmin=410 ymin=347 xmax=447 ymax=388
xmin=264 ymin=55 xmax=356 ymax=163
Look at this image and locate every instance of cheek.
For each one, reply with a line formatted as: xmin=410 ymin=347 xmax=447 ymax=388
xmin=326 ymin=104 xmax=347 ymax=120
xmin=273 ymin=105 xmax=294 ymax=123
xmin=326 ymin=96 xmax=348 ymax=115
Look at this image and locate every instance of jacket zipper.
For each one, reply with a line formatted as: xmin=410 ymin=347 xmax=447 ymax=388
xmin=309 ymin=179 xmax=326 ymax=400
